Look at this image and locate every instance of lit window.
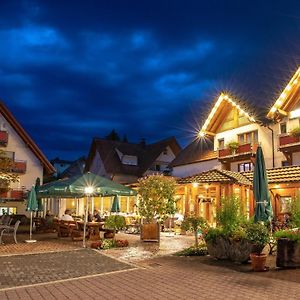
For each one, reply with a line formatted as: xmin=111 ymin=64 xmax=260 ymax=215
xmin=280 ymin=123 xmax=287 ymax=134
xmin=238 ymin=162 xmax=253 ymax=172
xmin=218 ymin=139 xmax=225 ymax=149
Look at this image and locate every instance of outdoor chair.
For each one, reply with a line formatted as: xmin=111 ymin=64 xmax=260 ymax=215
xmin=58 ymin=220 xmax=77 ymax=238
xmin=0 ymin=220 xmax=21 ymax=244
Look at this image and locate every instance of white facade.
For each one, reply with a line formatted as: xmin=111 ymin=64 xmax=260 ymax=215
xmin=172 ymin=159 xmax=220 ymax=178
xmin=0 ymin=114 xmax=45 ymax=216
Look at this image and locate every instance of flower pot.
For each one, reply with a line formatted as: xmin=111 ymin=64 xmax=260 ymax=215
xmin=140 ymin=222 xmax=160 ymax=242
xmin=250 ymin=253 xmax=267 ymax=272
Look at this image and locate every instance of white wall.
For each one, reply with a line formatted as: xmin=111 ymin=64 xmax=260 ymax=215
xmin=90 ymin=150 xmax=108 ymax=177
xmin=215 ymin=122 xmax=286 ymax=169
xmin=172 ymin=159 xmax=220 ymax=178
xmin=155 ymin=146 xmax=176 ymax=163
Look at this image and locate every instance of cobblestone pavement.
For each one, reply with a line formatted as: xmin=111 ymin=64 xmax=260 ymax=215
xmin=0 ymin=249 xmax=134 ymax=289
xmin=1 ymin=254 xmax=300 ymax=299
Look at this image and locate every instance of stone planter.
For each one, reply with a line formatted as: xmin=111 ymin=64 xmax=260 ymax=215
xmin=206 ymin=236 xmax=254 ymax=263
xmin=140 ymin=222 xmax=160 ymax=242
xmin=276 ymin=238 xmax=300 ymax=268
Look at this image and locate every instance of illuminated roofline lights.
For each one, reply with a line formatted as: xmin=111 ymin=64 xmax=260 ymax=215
xmin=267 ymin=66 xmax=300 ymax=118
xmin=199 ymin=93 xmax=255 ymax=135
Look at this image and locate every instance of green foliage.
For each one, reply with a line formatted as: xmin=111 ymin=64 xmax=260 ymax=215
xmin=274 ymin=229 xmax=300 ymax=243
xmin=244 ymin=222 xmax=270 ymax=254
xmin=105 ymin=215 xmax=126 ymax=231
xmin=176 ymin=245 xmax=208 ymax=256
xmin=101 ymin=239 xmax=115 ymax=249
xmin=0 ymin=150 xmax=19 ymax=194
xmin=204 ymin=227 xmax=225 ymax=243
xmin=227 ymin=141 xmax=239 ymax=152
xmin=138 ymin=175 xmax=176 ymax=223
xmin=289 ymin=196 xmax=300 ymax=228
xmin=291 ymin=126 xmax=300 ymax=138
xmin=217 ymin=197 xmax=243 ymax=233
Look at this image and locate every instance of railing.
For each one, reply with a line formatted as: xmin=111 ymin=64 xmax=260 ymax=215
xmin=12 ymin=160 xmax=27 ymax=173
xmin=10 ymin=189 xmax=24 ymax=199
xmin=279 ymin=134 xmax=300 ymax=147
xmin=218 ymin=143 xmax=258 ymax=158
xmin=0 ymin=131 xmax=8 ymax=146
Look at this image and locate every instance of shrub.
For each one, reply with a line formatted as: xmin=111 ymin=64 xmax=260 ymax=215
xmin=90 ymin=241 xmax=102 ymax=249
xmin=244 ymin=222 xmax=270 ymax=254
xmin=105 ymin=215 xmax=126 ymax=239
xmin=291 ymin=126 xmax=300 ymax=138
xmin=227 ymin=141 xmax=239 ymax=152
xmin=204 ymin=227 xmax=225 ymax=243
xmin=176 ymin=245 xmax=208 ymax=256
xmin=274 ymin=229 xmax=300 ymax=243
xmin=289 ymin=196 xmax=300 ymax=228
xmin=217 ymin=197 xmax=243 ymax=233
xmin=101 ymin=239 xmax=115 ymax=250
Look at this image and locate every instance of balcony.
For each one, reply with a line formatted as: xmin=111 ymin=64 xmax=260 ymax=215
xmin=0 ymin=131 xmax=8 ymax=146
xmin=12 ymin=160 xmax=27 ymax=173
xmin=279 ymin=134 xmax=300 ymax=152
xmin=10 ymin=189 xmax=24 ymax=200
xmin=218 ymin=143 xmax=258 ymax=163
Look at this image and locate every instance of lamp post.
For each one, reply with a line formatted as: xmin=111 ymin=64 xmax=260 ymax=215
xmin=83 ymin=186 xmax=94 ymax=248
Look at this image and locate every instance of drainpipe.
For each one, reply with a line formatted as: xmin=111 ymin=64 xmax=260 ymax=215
xmin=266 ymin=125 xmax=275 ymax=168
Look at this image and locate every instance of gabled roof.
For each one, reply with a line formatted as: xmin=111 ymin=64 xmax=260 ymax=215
xmin=243 ymin=165 xmax=300 ymax=184
xmin=199 ymin=93 xmax=256 ymax=137
xmin=267 ymin=67 xmax=300 ymax=120
xmin=169 ymin=137 xmax=217 ymax=167
xmin=0 ymin=101 xmax=55 ymax=174
xmin=59 ymin=156 xmax=86 ymax=179
xmin=178 ymin=169 xmax=252 ymax=186
xmin=85 ymin=137 xmax=181 ymax=177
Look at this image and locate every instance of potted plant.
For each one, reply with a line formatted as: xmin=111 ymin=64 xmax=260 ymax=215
xmin=291 ymin=126 xmax=300 ymax=138
xmin=227 ymin=141 xmax=239 ymax=154
xmin=138 ymin=174 xmax=176 ymax=242
xmin=204 ymin=197 xmax=254 ymax=263
xmin=104 ymin=215 xmax=126 ymax=240
xmin=245 ymin=222 xmax=270 ymax=271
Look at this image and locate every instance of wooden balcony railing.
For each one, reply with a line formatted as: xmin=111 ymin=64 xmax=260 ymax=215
xmin=0 ymin=131 xmax=8 ymax=146
xmin=12 ymin=160 xmax=27 ymax=173
xmin=218 ymin=143 xmax=258 ymax=159
xmin=10 ymin=189 xmax=24 ymax=200
xmin=279 ymin=134 xmax=300 ymax=147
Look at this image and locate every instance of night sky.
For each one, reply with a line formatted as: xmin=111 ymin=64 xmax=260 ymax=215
xmin=1 ymin=1 xmax=300 ymax=161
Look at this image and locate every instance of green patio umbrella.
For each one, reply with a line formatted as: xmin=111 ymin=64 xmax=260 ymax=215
xmin=111 ymin=195 xmax=120 ymax=213
xmin=253 ymin=146 xmax=273 ymax=223
xmin=26 ymin=186 xmax=38 ymax=242
xmin=38 ymin=172 xmax=137 ymax=198
xmin=35 ymin=178 xmax=43 ymax=212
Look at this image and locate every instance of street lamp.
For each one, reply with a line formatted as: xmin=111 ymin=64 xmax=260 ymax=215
xmin=83 ymin=186 xmax=94 ymax=248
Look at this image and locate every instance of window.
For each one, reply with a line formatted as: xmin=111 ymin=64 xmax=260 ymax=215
xmin=218 ymin=138 xmax=225 ymax=149
xmin=282 ymin=161 xmax=289 ymax=167
xmin=238 ymin=130 xmax=258 ymax=144
xmin=155 ymin=164 xmax=161 ymax=171
xmin=280 ymin=123 xmax=287 ymax=134
xmin=280 ymin=196 xmax=292 ymax=213
xmin=238 ymin=162 xmax=253 ymax=172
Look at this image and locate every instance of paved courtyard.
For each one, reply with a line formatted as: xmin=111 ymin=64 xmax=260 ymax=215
xmin=1 ymin=232 xmax=300 ymax=299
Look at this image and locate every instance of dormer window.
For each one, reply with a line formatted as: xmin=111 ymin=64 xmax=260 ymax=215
xmin=115 ymin=149 xmax=138 ymax=166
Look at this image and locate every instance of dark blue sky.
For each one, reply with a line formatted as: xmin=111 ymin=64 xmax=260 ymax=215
xmin=0 ymin=0 xmax=300 ymax=160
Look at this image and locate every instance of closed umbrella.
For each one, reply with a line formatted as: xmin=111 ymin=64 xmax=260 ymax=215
xmin=111 ymin=195 xmax=120 ymax=213
xmin=26 ymin=186 xmax=38 ymax=242
xmin=253 ymin=146 xmax=273 ymax=223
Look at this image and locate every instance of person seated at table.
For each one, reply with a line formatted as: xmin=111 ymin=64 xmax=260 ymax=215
xmin=45 ymin=210 xmax=54 ymax=226
xmin=61 ymin=209 xmax=74 ymax=221
xmin=93 ymin=209 xmax=102 ymax=222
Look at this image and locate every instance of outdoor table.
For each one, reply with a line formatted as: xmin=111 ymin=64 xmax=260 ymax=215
xmin=77 ymin=221 xmax=104 ymax=241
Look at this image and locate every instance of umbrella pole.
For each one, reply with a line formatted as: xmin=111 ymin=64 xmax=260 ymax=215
xmin=83 ymin=196 xmax=89 ymax=248
xmin=30 ymin=211 xmax=33 ymax=240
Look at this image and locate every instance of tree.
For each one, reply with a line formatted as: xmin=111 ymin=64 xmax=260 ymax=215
xmin=138 ymin=175 xmax=176 ymax=223
xmin=105 ymin=129 xmax=120 ymax=141
xmin=0 ymin=150 xmax=19 ymax=194
xmin=181 ymin=215 xmax=207 ymax=248
xmin=104 ymin=215 xmax=126 ymax=240
xmin=122 ymin=134 xmax=128 ymax=143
